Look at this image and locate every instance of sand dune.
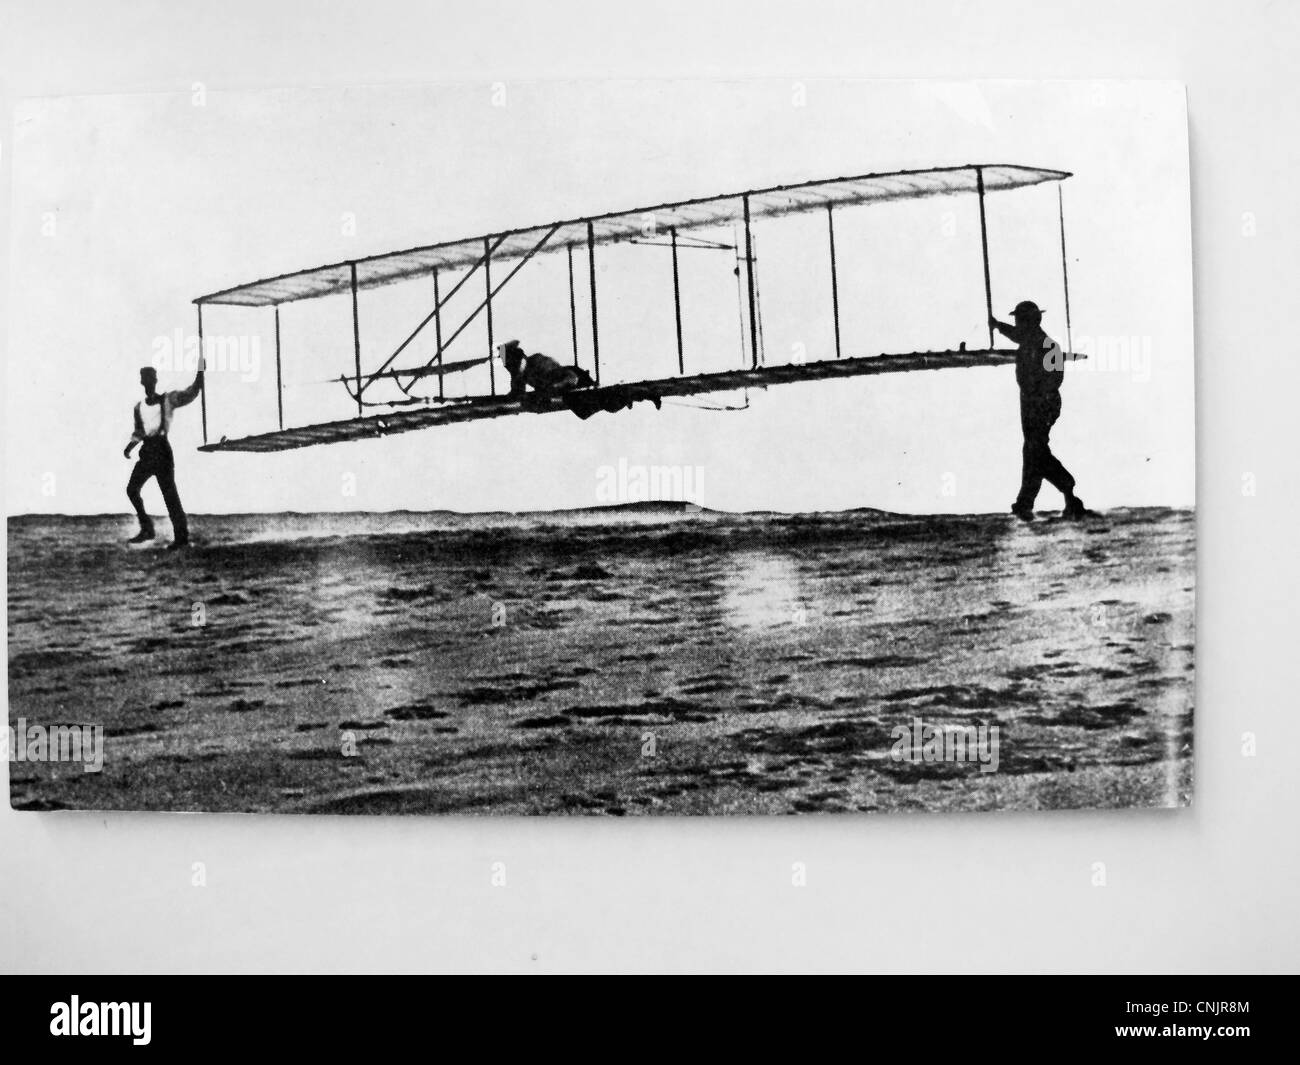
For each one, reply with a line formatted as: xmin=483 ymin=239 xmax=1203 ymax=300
xmin=7 ymin=505 xmax=1194 ymax=814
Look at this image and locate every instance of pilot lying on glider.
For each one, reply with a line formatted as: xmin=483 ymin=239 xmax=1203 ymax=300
xmin=498 ymin=339 xmax=662 ymax=419
xmin=500 ymin=340 xmax=593 ymax=397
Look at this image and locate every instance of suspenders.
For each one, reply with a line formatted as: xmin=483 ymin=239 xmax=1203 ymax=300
xmin=140 ymin=396 xmax=168 ymax=440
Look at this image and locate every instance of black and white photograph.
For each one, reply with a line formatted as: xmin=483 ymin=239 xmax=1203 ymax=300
xmin=7 ymin=79 xmax=1194 ymax=817
xmin=2 ymin=0 xmax=1297 ymax=994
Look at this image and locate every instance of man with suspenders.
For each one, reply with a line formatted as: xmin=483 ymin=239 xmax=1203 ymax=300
xmin=123 ymin=363 xmax=204 ymax=548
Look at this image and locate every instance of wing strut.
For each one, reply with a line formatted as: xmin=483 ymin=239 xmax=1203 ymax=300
xmin=671 ymin=226 xmax=684 ymax=373
xmin=828 ymin=204 xmax=842 ymax=359
xmin=975 ymin=166 xmax=995 ymax=349
xmin=1058 ymin=183 xmax=1073 ymax=358
xmin=274 ymin=305 xmax=284 ymax=429
xmin=742 ymin=194 xmax=758 ymax=369
xmin=350 ymin=262 xmax=363 ymax=417
xmin=587 ymin=221 xmax=601 ymax=385
xmin=567 ymin=244 xmax=579 ymax=367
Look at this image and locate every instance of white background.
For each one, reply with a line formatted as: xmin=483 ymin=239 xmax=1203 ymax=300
xmin=2 ymin=0 xmax=1297 ymax=973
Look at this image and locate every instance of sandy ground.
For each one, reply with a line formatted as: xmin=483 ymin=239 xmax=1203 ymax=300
xmin=6 ymin=505 xmax=1194 ymax=814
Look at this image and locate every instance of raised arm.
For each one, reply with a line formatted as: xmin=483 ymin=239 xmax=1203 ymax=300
xmin=170 ymin=364 xmax=206 ymax=409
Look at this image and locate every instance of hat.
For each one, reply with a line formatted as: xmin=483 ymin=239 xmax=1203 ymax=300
xmin=1010 ymin=301 xmax=1044 ymax=318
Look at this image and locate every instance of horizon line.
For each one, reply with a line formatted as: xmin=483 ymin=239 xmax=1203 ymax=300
xmin=6 ymin=501 xmax=1195 ymax=520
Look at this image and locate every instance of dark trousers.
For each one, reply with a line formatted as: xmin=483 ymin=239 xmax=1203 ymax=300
xmin=1016 ymin=391 xmax=1075 ymax=509
xmin=127 ymin=437 xmax=188 ymax=542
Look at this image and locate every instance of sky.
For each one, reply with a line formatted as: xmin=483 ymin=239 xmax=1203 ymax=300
xmin=6 ymin=79 xmax=1193 ymax=515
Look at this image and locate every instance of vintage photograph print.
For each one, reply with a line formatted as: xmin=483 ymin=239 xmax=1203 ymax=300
xmin=6 ymin=80 xmax=1194 ymax=814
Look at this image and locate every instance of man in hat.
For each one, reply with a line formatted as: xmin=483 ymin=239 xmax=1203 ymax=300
xmin=123 ymin=362 xmax=204 ymax=548
xmin=989 ymin=301 xmax=1086 ymax=520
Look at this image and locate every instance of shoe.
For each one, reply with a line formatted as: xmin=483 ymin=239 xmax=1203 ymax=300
xmin=127 ymin=529 xmax=155 ymax=544
xmin=1010 ymin=503 xmax=1035 ymax=522
xmin=1061 ymin=496 xmax=1089 ymax=520
xmin=166 ymin=539 xmax=190 ymax=551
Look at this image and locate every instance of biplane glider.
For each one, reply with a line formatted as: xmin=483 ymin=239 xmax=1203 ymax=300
xmin=193 ymin=163 xmax=1075 ymax=453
